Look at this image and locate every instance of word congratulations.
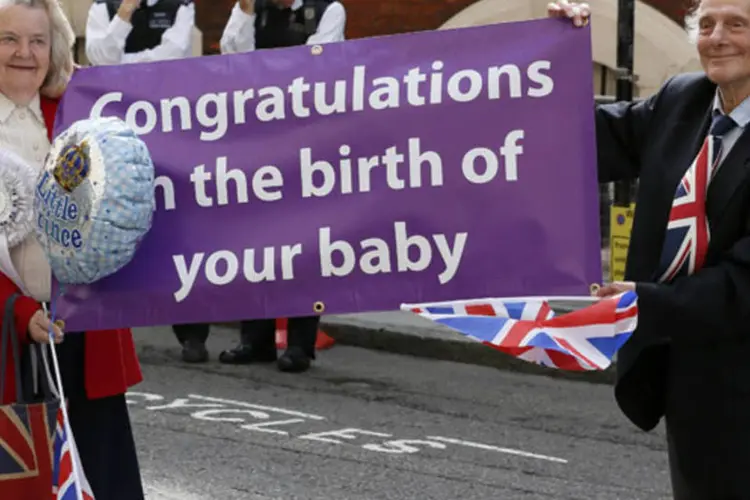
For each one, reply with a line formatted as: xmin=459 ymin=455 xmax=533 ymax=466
xmin=89 ymin=60 xmax=554 ymax=142
xmin=36 ymin=171 xmax=83 ymax=248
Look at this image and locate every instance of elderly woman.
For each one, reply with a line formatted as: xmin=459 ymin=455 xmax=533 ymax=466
xmin=550 ymin=0 xmax=750 ymax=498
xmin=0 ymin=0 xmax=145 ymax=498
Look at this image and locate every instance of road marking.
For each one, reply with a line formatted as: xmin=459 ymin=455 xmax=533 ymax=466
xmin=188 ymin=394 xmax=326 ymax=420
xmin=128 ymin=390 xmax=568 ymax=463
xmin=241 ymin=418 xmax=306 ymax=435
xmin=146 ymin=398 xmax=224 ymax=412
xmin=126 ymin=391 xmax=165 ymax=405
xmin=362 ymin=438 xmax=448 ymax=454
xmin=191 ymin=408 xmax=270 ymax=422
xmin=426 ymin=436 xmax=568 ymax=464
xmin=299 ymin=427 xmax=392 ymax=444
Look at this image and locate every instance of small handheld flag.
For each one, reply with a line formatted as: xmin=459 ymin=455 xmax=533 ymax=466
xmin=402 ymin=291 xmax=638 ymax=371
xmin=42 ymin=303 xmax=96 ymax=500
xmin=51 ymin=408 xmax=95 ymax=500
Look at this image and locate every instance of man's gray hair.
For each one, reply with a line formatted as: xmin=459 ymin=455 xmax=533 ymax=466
xmin=0 ymin=0 xmax=74 ymax=97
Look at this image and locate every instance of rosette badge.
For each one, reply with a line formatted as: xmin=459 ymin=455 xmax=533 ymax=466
xmin=0 ymin=148 xmax=38 ymax=249
xmin=34 ymin=117 xmax=156 ymax=285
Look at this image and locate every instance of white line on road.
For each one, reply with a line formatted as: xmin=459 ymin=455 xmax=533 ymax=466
xmin=132 ymin=391 xmax=567 ymax=463
xmin=426 ymin=436 xmax=568 ymax=464
xmin=188 ymin=394 xmax=326 ymax=420
xmin=241 ymin=418 xmax=307 ymax=435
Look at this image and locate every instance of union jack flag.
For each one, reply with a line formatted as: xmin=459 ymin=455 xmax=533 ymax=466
xmin=52 ymin=408 xmax=95 ymax=500
xmin=0 ymin=405 xmax=56 ymax=481
xmin=402 ymin=291 xmax=638 ymax=371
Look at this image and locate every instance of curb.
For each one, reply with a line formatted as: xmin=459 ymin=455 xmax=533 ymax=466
xmin=217 ymin=317 xmax=617 ymax=385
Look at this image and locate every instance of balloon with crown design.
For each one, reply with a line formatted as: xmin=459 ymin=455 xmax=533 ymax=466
xmin=33 ymin=116 xmax=156 ymax=285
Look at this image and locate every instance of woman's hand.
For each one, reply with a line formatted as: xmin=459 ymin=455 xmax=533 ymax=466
xmin=547 ymin=0 xmax=591 ymax=26
xmin=27 ymin=310 xmax=64 ymax=344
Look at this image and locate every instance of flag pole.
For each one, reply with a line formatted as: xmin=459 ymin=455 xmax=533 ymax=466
xmin=43 ymin=302 xmax=84 ymax=500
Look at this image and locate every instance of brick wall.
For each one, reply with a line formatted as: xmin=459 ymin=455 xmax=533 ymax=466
xmin=197 ymin=0 xmax=689 ymax=55
xmin=343 ymin=0 xmax=477 ymax=38
xmin=195 ymin=0 xmax=235 ymax=54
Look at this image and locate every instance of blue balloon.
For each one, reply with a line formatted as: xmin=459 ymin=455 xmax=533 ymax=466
xmin=33 ymin=116 xmax=155 ymax=285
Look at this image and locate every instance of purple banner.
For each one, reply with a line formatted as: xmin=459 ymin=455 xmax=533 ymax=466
xmin=52 ymin=19 xmax=601 ymax=331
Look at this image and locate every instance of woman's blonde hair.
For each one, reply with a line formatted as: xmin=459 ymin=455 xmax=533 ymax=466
xmin=0 ymin=0 xmax=74 ymax=97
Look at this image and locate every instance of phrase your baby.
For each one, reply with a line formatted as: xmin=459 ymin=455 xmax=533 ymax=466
xmin=171 ymin=221 xmax=468 ymax=302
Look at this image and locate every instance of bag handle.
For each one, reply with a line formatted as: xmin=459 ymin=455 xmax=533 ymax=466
xmin=0 ymin=293 xmax=22 ymax=403
xmin=36 ymin=342 xmax=60 ymax=400
xmin=38 ymin=303 xmax=61 ymax=401
xmin=20 ymin=341 xmax=60 ymax=403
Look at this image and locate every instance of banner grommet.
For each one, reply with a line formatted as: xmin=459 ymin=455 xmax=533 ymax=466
xmin=313 ymin=301 xmax=325 ymax=313
xmin=589 ymin=283 xmax=601 ymax=295
xmin=311 ymin=45 xmax=323 ymax=56
xmin=54 ymin=319 xmax=65 ymax=330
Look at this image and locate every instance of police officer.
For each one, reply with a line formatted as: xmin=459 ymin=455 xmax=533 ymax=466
xmin=84 ymin=0 xmax=195 ymax=65
xmin=172 ymin=0 xmax=346 ymax=372
xmin=220 ymin=0 xmax=345 ymax=54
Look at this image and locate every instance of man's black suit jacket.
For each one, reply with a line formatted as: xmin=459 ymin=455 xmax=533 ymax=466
xmin=598 ymin=73 xmax=750 ymax=434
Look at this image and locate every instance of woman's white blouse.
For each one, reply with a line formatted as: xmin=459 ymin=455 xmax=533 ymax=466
xmin=0 ymin=92 xmax=51 ymax=301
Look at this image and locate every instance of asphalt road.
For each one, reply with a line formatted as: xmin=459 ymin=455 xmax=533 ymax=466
xmin=130 ymin=328 xmax=671 ymax=500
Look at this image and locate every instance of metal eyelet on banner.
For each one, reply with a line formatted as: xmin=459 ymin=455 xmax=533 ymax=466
xmin=313 ymin=301 xmax=325 ymax=313
xmin=311 ymin=45 xmax=323 ymax=56
xmin=54 ymin=319 xmax=65 ymax=331
xmin=589 ymin=283 xmax=601 ymax=296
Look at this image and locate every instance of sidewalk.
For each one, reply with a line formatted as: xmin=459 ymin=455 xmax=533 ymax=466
xmin=223 ymin=249 xmax=617 ymax=385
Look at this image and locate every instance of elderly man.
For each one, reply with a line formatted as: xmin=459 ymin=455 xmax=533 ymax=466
xmin=550 ymin=0 xmax=750 ymax=497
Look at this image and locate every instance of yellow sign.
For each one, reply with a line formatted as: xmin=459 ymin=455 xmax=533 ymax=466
xmin=609 ymin=203 xmax=636 ymax=282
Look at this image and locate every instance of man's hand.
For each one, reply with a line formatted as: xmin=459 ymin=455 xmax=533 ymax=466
xmin=117 ymin=0 xmax=140 ymax=23
xmin=594 ymin=281 xmax=636 ymax=298
xmin=547 ymin=0 xmax=591 ymax=27
xmin=239 ymin=0 xmax=254 ymax=15
xmin=27 ymin=310 xmax=64 ymax=344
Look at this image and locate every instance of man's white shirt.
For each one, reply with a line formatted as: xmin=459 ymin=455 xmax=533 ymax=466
xmin=85 ymin=0 xmax=195 ymax=65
